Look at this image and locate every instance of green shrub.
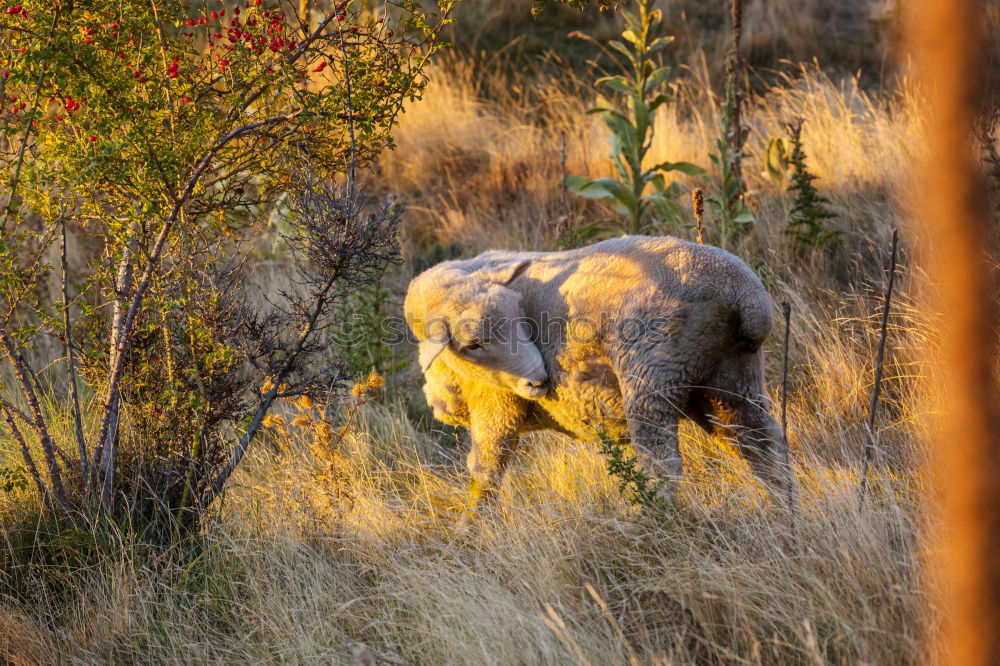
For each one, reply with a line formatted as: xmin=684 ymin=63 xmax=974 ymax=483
xmin=597 ymin=432 xmax=670 ymax=513
xmin=784 ymin=119 xmax=840 ymax=247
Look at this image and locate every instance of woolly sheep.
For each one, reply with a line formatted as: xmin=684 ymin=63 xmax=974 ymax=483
xmin=404 ymin=235 xmax=794 ymax=506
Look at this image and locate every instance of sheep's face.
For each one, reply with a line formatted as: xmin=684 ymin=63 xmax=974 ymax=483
xmin=411 ymin=261 xmax=549 ymax=400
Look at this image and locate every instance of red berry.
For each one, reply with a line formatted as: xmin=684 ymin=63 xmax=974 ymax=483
xmin=88 ymin=135 xmax=96 ymax=142
xmin=377 ymin=17 xmax=384 ymax=23
xmin=210 ymin=10 xmax=218 ymax=18
xmin=56 ymin=114 xmax=62 ymax=120
xmin=314 ymin=61 xmax=327 ymax=72
xmin=336 ymin=13 xmax=344 ymax=20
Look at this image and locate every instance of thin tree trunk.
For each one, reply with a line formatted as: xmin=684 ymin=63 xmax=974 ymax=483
xmin=91 ymin=236 xmax=135 ymax=500
xmin=61 ymin=218 xmax=88 ymax=481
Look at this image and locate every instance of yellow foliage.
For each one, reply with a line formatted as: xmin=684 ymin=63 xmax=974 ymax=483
xmin=262 ymin=414 xmax=285 ymax=428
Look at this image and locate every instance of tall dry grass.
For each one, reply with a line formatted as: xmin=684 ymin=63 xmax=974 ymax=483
xmin=0 ymin=39 xmax=944 ymax=666
xmin=3 ymin=398 xmax=928 ymax=664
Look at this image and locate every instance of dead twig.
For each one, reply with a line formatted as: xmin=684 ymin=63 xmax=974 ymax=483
xmin=781 ymin=302 xmax=798 ymax=513
xmin=1 ymin=404 xmax=49 ymax=506
xmin=859 ymin=228 xmax=899 ymax=499
xmin=0 ymin=327 xmax=69 ymax=510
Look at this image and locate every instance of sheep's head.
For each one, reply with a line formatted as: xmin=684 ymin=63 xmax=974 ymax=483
xmin=405 ymin=259 xmax=549 ymax=400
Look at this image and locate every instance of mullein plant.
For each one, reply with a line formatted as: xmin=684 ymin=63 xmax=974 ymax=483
xmin=706 ymin=0 xmax=754 ymax=248
xmin=563 ymin=0 xmax=703 ymax=242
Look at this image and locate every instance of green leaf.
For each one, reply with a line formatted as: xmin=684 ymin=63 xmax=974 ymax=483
xmin=646 ymin=93 xmax=673 ymax=113
xmin=644 ymin=66 xmax=673 ymax=94
xmin=607 ymin=40 xmax=635 ymax=64
xmin=621 ymin=29 xmax=642 ymax=47
xmin=565 ymin=176 xmax=637 ymax=218
xmin=652 ymin=160 xmax=705 ymax=176
xmin=643 ymin=171 xmax=666 ymax=192
xmin=648 ymin=35 xmax=675 ymax=53
xmin=595 ymin=75 xmax=633 ymax=97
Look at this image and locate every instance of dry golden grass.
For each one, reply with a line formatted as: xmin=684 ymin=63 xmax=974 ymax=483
xmin=0 ymin=36 xmax=945 ymax=666
xmin=2 ymin=398 xmax=929 ymax=664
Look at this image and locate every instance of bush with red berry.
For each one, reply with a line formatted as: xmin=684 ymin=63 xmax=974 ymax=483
xmin=0 ymin=0 xmax=454 ymax=526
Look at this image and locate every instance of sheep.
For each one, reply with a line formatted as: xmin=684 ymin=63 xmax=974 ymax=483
xmin=404 ymin=235 xmax=794 ymax=506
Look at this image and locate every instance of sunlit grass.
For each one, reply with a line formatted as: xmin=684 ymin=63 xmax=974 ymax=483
xmin=0 ymin=46 xmax=939 ymax=665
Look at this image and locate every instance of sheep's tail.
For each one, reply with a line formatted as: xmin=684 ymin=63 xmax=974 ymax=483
xmin=732 ymin=285 xmax=774 ymax=353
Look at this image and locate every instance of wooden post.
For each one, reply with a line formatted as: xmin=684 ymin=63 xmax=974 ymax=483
xmin=907 ymin=1 xmax=1000 ymax=663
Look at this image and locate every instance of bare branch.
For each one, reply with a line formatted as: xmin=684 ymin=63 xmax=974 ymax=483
xmin=337 ymin=18 xmax=358 ymax=195
xmin=202 ymin=168 xmax=401 ymax=509
xmin=0 ymin=327 xmax=69 ymax=510
xmin=860 ymin=228 xmax=899 ymax=499
xmin=1 ymin=404 xmax=49 ymax=506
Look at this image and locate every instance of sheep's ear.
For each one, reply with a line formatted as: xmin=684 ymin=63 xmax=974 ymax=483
xmin=494 ymin=260 xmax=531 ymax=286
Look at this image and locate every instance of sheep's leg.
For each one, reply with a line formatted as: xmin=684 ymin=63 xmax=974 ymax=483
xmin=619 ymin=383 xmax=689 ymax=501
xmin=466 ymin=400 xmax=527 ymax=508
xmin=706 ymin=355 xmax=796 ymax=506
xmin=683 ymin=390 xmax=717 ymax=435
